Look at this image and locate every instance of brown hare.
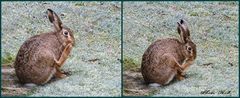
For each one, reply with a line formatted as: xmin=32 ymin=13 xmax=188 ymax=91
xmin=14 ymin=9 xmax=75 ymax=85
xmin=141 ymin=19 xmax=196 ymax=86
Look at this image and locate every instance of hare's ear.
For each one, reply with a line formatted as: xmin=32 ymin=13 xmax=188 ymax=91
xmin=47 ymin=9 xmax=62 ymax=31
xmin=177 ymin=19 xmax=190 ymax=43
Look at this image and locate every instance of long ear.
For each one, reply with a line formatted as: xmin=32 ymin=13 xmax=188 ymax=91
xmin=47 ymin=9 xmax=62 ymax=31
xmin=177 ymin=19 xmax=190 ymax=43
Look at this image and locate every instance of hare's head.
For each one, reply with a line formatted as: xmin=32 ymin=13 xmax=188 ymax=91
xmin=177 ymin=19 xmax=196 ymax=60
xmin=47 ymin=9 xmax=75 ymax=46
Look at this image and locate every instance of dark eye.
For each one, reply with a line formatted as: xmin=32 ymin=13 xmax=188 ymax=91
xmin=187 ymin=47 xmax=192 ymax=51
xmin=63 ymin=31 xmax=68 ymax=36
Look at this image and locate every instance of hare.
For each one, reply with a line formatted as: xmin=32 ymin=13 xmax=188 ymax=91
xmin=14 ymin=9 xmax=75 ymax=85
xmin=141 ymin=19 xmax=196 ymax=86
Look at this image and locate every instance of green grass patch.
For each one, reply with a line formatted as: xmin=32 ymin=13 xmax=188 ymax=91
xmin=189 ymin=12 xmax=199 ymax=16
xmin=123 ymin=56 xmax=140 ymax=71
xmin=75 ymin=2 xmax=85 ymax=6
xmin=1 ymin=52 xmax=15 ymax=65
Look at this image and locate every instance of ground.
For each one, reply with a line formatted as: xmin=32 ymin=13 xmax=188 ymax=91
xmin=123 ymin=1 xmax=238 ymax=96
xmin=1 ymin=2 xmax=121 ymax=96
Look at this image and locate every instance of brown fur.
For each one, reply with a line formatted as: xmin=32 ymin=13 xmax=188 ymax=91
xmin=141 ymin=19 xmax=197 ymax=85
xmin=14 ymin=9 xmax=75 ymax=85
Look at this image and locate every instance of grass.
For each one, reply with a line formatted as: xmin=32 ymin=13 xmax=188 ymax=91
xmin=2 ymin=1 xmax=121 ymax=96
xmin=123 ymin=56 xmax=140 ymax=71
xmin=1 ymin=52 xmax=15 ymax=65
xmin=123 ymin=1 xmax=238 ymax=96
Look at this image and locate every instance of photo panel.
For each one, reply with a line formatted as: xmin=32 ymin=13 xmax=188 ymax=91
xmin=123 ymin=1 xmax=238 ymax=96
xmin=1 ymin=1 xmax=121 ymax=96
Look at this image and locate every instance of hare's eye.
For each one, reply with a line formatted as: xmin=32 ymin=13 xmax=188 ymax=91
xmin=63 ymin=31 xmax=68 ymax=36
xmin=187 ymin=47 xmax=192 ymax=51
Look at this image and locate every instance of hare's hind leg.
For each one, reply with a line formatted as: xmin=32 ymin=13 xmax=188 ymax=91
xmin=54 ymin=43 xmax=73 ymax=78
xmin=54 ymin=43 xmax=73 ymax=67
xmin=162 ymin=54 xmax=185 ymax=81
xmin=54 ymin=67 xmax=66 ymax=78
xmin=176 ymin=73 xmax=185 ymax=81
xmin=171 ymin=58 xmax=186 ymax=80
xmin=172 ymin=58 xmax=194 ymax=79
xmin=179 ymin=59 xmax=194 ymax=75
xmin=162 ymin=54 xmax=184 ymax=73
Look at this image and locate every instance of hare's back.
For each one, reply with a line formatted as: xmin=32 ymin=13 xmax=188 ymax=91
xmin=15 ymin=32 xmax=62 ymax=67
xmin=142 ymin=38 xmax=181 ymax=70
xmin=150 ymin=38 xmax=181 ymax=53
xmin=143 ymin=38 xmax=181 ymax=61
